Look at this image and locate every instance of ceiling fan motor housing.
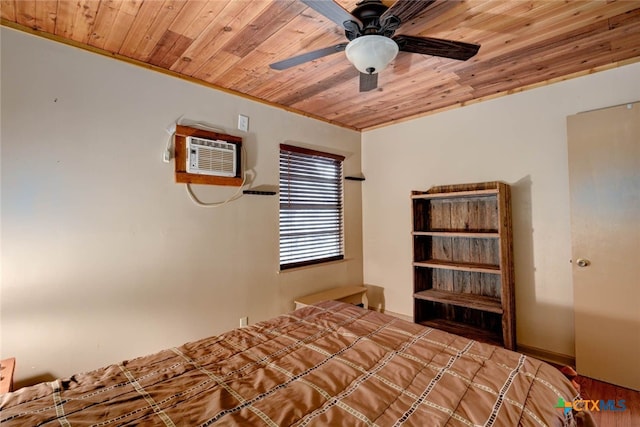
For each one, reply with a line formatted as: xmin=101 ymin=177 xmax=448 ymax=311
xmin=345 ymin=0 xmax=399 ymax=40
xmin=344 ymin=1 xmax=401 ymax=75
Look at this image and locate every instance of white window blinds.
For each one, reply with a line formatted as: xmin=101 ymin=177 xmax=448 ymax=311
xmin=279 ymin=144 xmax=344 ymax=270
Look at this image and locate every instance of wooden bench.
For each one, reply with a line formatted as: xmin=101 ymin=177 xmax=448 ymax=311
xmin=295 ymin=286 xmax=368 ymax=310
xmin=1 ymin=357 xmax=15 ymax=394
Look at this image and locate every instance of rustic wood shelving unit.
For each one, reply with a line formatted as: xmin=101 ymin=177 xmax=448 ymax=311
xmin=411 ymin=182 xmax=515 ymax=350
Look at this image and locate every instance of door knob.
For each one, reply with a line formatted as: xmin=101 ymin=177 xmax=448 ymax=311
xmin=576 ymin=258 xmax=590 ymax=267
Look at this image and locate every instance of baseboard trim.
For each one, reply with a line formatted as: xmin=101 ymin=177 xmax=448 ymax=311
xmin=517 ymin=344 xmax=576 ymax=367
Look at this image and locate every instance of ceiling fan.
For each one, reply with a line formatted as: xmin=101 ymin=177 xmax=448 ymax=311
xmin=269 ymin=0 xmax=480 ymax=92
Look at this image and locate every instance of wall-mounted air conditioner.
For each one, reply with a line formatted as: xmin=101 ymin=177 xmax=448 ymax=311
xmin=186 ymin=136 xmax=238 ymax=177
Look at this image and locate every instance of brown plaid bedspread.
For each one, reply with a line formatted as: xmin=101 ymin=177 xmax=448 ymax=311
xmin=1 ymin=301 xmax=581 ymax=426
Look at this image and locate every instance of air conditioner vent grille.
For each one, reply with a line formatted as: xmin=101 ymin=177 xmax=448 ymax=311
xmin=187 ymin=136 xmax=237 ymax=177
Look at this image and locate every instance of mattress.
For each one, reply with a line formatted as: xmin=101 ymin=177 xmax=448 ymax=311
xmin=0 ymin=301 xmax=582 ymax=426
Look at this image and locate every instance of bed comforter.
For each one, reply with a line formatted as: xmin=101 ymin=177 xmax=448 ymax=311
xmin=1 ymin=301 xmax=582 ymax=426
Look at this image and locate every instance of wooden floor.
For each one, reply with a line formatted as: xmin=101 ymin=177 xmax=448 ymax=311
xmin=574 ymin=376 xmax=640 ymax=427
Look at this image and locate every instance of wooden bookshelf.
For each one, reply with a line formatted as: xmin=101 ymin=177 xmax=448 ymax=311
xmin=411 ymin=182 xmax=515 ymax=350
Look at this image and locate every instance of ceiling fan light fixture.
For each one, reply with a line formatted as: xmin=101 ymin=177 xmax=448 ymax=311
xmin=345 ymin=35 xmax=399 ymax=74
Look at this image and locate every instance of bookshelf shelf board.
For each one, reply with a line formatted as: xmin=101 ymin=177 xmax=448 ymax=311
xmin=412 ymin=231 xmax=500 ymax=238
xmin=413 ymin=289 xmax=503 ymax=314
xmin=418 ymin=319 xmax=503 ymax=347
xmin=413 ymin=259 xmax=501 ymax=274
xmin=411 ymin=189 xmax=498 ymax=200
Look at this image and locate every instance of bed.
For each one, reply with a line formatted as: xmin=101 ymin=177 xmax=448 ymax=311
xmin=1 ymin=301 xmax=588 ymax=426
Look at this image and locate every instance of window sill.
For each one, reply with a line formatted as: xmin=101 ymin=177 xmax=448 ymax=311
xmin=278 ymin=257 xmax=354 ymax=274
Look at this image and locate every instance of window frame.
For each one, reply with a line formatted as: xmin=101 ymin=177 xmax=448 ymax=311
xmin=279 ymin=144 xmax=345 ymax=270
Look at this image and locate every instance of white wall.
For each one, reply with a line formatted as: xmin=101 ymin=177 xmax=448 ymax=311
xmin=361 ymin=61 xmax=640 ymax=357
xmin=0 ymin=28 xmax=362 ymax=387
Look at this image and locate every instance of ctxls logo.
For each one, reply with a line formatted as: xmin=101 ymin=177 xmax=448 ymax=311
xmin=555 ymin=397 xmax=626 ymax=415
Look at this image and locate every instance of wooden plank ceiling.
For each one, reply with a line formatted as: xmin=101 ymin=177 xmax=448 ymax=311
xmin=2 ymin=0 xmax=639 ymax=131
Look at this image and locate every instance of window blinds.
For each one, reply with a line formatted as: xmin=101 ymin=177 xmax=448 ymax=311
xmin=279 ymin=144 xmax=344 ymax=269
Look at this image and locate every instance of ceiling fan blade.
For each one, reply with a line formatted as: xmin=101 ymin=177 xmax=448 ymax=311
xmin=359 ymin=72 xmax=378 ymax=92
xmin=380 ymin=0 xmax=437 ymax=24
xmin=300 ymin=0 xmax=360 ymax=27
xmin=270 ymin=43 xmax=348 ymax=70
xmin=394 ymin=35 xmax=480 ymax=61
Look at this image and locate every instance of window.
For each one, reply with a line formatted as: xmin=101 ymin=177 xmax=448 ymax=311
xmin=279 ymin=144 xmax=344 ymax=270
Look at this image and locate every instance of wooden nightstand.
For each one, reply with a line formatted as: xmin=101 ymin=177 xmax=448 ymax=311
xmin=295 ymin=286 xmax=368 ymax=310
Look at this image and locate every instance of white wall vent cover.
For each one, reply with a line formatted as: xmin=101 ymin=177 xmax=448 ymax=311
xmin=186 ymin=136 xmax=237 ymax=177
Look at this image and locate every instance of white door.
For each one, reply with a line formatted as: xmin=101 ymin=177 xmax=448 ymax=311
xmin=567 ymin=102 xmax=640 ymax=391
